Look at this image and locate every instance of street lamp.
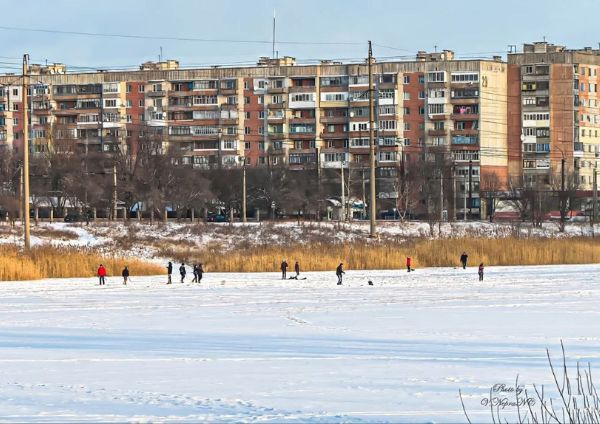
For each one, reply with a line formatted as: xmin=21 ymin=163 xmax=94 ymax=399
xmin=238 ymin=155 xmax=247 ymax=223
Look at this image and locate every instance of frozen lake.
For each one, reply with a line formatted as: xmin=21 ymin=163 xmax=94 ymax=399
xmin=0 ymin=265 xmax=598 ymax=422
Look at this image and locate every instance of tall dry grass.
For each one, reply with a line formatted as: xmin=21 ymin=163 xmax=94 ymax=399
xmin=161 ymin=237 xmax=600 ymax=272
xmin=0 ymin=245 xmax=164 ymax=281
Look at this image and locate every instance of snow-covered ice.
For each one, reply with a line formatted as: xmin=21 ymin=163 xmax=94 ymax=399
xmin=0 ymin=265 xmax=598 ymax=422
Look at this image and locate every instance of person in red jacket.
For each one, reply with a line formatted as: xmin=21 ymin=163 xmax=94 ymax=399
xmin=406 ymin=257 xmax=413 ymax=272
xmin=97 ymin=264 xmax=107 ymax=285
xmin=478 ymin=263 xmax=484 ymax=281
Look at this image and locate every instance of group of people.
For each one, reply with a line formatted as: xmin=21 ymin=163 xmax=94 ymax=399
xmin=166 ymin=261 xmax=204 ymax=284
xmin=96 ymin=264 xmax=130 ymax=285
xmin=96 ymin=252 xmax=485 ymax=287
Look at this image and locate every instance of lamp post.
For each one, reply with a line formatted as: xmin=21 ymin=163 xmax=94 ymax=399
xmin=238 ymin=155 xmax=247 ymax=223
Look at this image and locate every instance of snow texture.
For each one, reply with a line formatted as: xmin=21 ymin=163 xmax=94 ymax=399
xmin=0 ymin=265 xmax=598 ymax=422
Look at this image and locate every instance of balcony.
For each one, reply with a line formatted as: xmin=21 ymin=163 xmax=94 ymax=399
xmin=451 ymin=129 xmax=478 ymax=136
xmin=451 ymin=113 xmax=478 ymax=120
xmin=289 ymin=85 xmax=316 ymax=93
xmin=147 ymin=90 xmax=166 ymax=97
xmin=428 ymin=129 xmax=447 ymax=137
xmin=320 ymin=115 xmax=349 ymax=124
xmin=428 ymin=114 xmax=448 ymax=121
xmin=267 ymin=131 xmax=285 ymax=139
xmin=321 ymin=131 xmax=348 ymax=139
xmin=267 ymin=102 xmax=286 ymax=109
xmin=452 ymin=135 xmax=479 ymax=145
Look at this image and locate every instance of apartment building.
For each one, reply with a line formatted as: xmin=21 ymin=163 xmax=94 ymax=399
xmin=0 ymin=52 xmax=509 ymax=217
xmin=508 ymin=41 xmax=600 ymax=190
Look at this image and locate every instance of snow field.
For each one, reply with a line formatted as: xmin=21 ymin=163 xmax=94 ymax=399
xmin=0 ymin=265 xmax=598 ymax=422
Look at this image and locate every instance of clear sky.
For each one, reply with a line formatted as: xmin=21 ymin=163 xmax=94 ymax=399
xmin=0 ymin=0 xmax=597 ymax=72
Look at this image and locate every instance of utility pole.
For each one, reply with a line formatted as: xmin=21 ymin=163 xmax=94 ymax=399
xmin=561 ymin=156 xmax=566 ymax=228
xmin=22 ymin=54 xmax=31 ymax=250
xmin=593 ymin=162 xmax=598 ymax=225
xmin=463 ymin=175 xmax=467 ymax=221
xmin=468 ymin=159 xmax=473 ymax=219
xmin=340 ymin=162 xmax=345 ymax=222
xmin=19 ymin=165 xmax=23 ymax=222
xmin=439 ymin=161 xmax=444 ymax=222
xmin=112 ymin=164 xmax=117 ymax=220
xmin=368 ymin=40 xmax=377 ymax=237
xmin=242 ymin=160 xmax=247 ymax=223
xmin=452 ymin=166 xmax=456 ymax=221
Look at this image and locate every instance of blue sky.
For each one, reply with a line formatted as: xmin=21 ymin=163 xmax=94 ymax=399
xmin=0 ymin=0 xmax=596 ymax=72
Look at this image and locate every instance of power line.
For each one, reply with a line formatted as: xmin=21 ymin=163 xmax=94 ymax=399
xmin=0 ymin=25 xmax=363 ymax=46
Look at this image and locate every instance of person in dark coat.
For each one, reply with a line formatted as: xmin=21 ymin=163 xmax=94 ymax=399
xmin=280 ymin=260 xmax=288 ymax=280
xmin=167 ymin=261 xmax=173 ymax=284
xmin=191 ymin=264 xmax=198 ymax=283
xmin=97 ymin=264 xmax=107 ymax=286
xmin=198 ymin=263 xmax=204 ymax=283
xmin=478 ymin=263 xmax=484 ymax=281
xmin=122 ymin=266 xmax=129 ymax=285
xmin=460 ymin=252 xmax=468 ymax=269
xmin=294 ymin=261 xmax=300 ymax=278
xmin=179 ymin=263 xmax=186 ymax=283
xmin=336 ymin=263 xmax=345 ymax=285
xmin=406 ymin=256 xmax=413 ymax=272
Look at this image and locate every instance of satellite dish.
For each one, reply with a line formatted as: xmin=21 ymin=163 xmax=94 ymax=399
xmin=520 ymin=133 xmax=525 ymax=142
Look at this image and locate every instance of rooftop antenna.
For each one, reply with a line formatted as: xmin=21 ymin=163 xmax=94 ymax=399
xmin=434 ymin=45 xmax=437 ymax=52
xmin=272 ymin=9 xmax=276 ymax=58
xmin=543 ymin=35 xmax=546 ymax=42
xmin=159 ymin=46 xmax=163 ymax=62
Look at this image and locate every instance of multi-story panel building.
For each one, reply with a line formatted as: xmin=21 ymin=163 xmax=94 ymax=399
xmin=0 ymin=53 xmax=509 ymax=216
xmin=508 ymin=41 xmax=600 ymax=190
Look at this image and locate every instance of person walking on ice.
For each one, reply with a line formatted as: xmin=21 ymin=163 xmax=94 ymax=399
xmin=294 ymin=261 xmax=300 ymax=279
xmin=179 ymin=263 xmax=186 ymax=283
xmin=191 ymin=264 xmax=198 ymax=283
xmin=406 ymin=256 xmax=413 ymax=272
xmin=280 ymin=260 xmax=288 ymax=280
xmin=460 ymin=252 xmax=469 ymax=269
xmin=336 ymin=263 xmax=345 ymax=285
xmin=166 ymin=261 xmax=173 ymax=284
xmin=197 ymin=263 xmax=204 ymax=283
xmin=122 ymin=266 xmax=129 ymax=285
xmin=478 ymin=262 xmax=484 ymax=281
xmin=97 ymin=264 xmax=107 ymax=286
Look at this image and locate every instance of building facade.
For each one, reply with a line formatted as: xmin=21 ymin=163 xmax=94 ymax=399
xmin=0 ymin=52 xmax=511 ymax=217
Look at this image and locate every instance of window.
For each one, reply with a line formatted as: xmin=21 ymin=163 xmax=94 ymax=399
xmin=290 ymin=93 xmax=314 ymax=102
xmin=453 ymin=150 xmax=480 ymax=161
xmin=378 ymin=120 xmax=396 ymax=130
xmin=139 ymin=84 xmax=145 ymax=92
xmin=523 ymin=112 xmax=550 ymax=121
xmin=126 ymin=99 xmax=133 ymax=108
xmin=433 ymin=121 xmax=444 ymax=130
xmin=104 ymin=99 xmax=117 ymax=108
xmin=451 ymin=72 xmax=479 ymax=83
xmin=523 ymin=97 xmax=535 ymax=105
xmin=193 ymin=95 xmax=218 ymax=105
xmin=404 ymin=123 xmax=411 ymax=131
xmin=244 ymin=81 xmax=250 ymax=90
xmin=244 ymin=127 xmax=251 ymax=135
xmin=403 ymin=92 xmax=411 ymax=100
xmin=428 ymin=89 xmax=445 ymax=98
xmin=245 ymin=141 xmax=251 ymax=150
xmin=126 ymin=84 xmax=132 ymax=93
xmin=403 ymin=75 xmax=410 ymax=84
xmin=418 ymin=90 xmax=425 ymax=99
xmin=321 ymin=76 xmax=348 ymax=86
xmin=259 ymin=111 xmax=265 ymax=119
xmin=244 ymin=96 xmax=250 ymax=104
xmin=139 ymin=99 xmax=144 ymax=107
xmin=379 ymin=89 xmax=394 ymax=99
xmin=190 ymin=80 xmax=215 ymax=90
xmin=404 ymin=107 xmax=410 ymax=115
xmin=323 ymin=92 xmax=348 ymax=102
xmin=272 ymin=95 xmax=283 ymax=104
xmin=428 ymin=104 xmax=445 ymax=114
xmin=418 ymin=75 xmax=425 ymax=84
xmin=13 ymin=104 xmax=18 ymax=111
xmin=379 ymin=105 xmax=396 ymax=115
xmin=126 ymin=115 xmax=132 ymax=123
xmin=227 ymin=96 xmax=237 ymax=105
xmin=404 ymin=138 xmax=411 ymax=146
xmin=419 ymin=107 xmax=425 ymax=115
xmin=427 ymin=71 xmax=445 ymax=82
xmin=523 ymin=127 xmax=536 ymax=136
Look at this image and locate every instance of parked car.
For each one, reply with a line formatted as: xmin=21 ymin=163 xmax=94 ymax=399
xmin=207 ymin=213 xmax=228 ymax=222
xmin=64 ymin=213 xmax=86 ymax=222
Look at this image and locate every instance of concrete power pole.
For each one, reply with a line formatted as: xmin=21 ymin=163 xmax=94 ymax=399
xmin=112 ymin=164 xmax=117 ymax=220
xmin=22 ymin=54 xmax=31 ymax=250
xmin=368 ymin=40 xmax=377 ymax=237
xmin=340 ymin=163 xmax=345 ymax=222
xmin=242 ymin=161 xmax=247 ymax=223
xmin=593 ymin=162 xmax=598 ymax=225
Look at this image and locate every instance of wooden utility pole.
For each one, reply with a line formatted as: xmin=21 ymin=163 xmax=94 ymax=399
xmin=242 ymin=160 xmax=247 ymax=223
xmin=560 ymin=156 xmax=566 ymax=229
xmin=22 ymin=54 xmax=31 ymax=250
xmin=340 ymin=162 xmax=345 ymax=222
xmin=368 ymin=40 xmax=377 ymax=237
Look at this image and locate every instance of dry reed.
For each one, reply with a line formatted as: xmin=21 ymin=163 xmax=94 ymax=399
xmin=0 ymin=245 xmax=164 ymax=281
xmin=166 ymin=237 xmax=600 ymax=272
